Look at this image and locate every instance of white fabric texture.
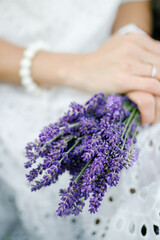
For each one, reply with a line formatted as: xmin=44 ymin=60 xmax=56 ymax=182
xmin=0 ymin=0 xmax=159 ymax=240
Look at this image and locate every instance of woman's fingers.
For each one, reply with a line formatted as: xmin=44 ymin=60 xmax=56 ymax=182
xmin=122 ymin=60 xmax=151 ymax=77
xmin=79 ymin=33 xmax=160 ymax=95
xmin=127 ymin=33 xmax=160 ymax=55
xmin=123 ymin=75 xmax=160 ymax=96
xmin=138 ymin=49 xmax=160 ymax=68
xmin=121 ymin=33 xmax=160 ymax=78
xmin=127 ymin=91 xmax=155 ymax=125
xmin=127 ymin=91 xmax=160 ymax=125
xmin=122 ymin=60 xmax=160 ymax=79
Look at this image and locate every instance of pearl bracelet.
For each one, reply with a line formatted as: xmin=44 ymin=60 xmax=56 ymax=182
xmin=19 ymin=41 xmax=50 ymax=96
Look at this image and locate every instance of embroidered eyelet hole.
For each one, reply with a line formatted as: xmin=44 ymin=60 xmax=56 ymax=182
xmin=116 ymin=218 xmax=124 ymax=229
xmin=141 ymin=225 xmax=147 ymax=236
xmin=129 ymin=222 xmax=135 ymax=233
xmin=109 ymin=196 xmax=113 ymax=202
xmin=149 ymin=140 xmax=153 ymax=146
xmin=95 ymin=218 xmax=100 ymax=225
xmin=130 ymin=188 xmax=136 ymax=194
xmin=153 ymin=225 xmax=159 ymax=235
xmin=72 ymin=218 xmax=77 ymax=223
xmin=76 ymin=235 xmax=81 ymax=239
xmin=92 ymin=231 xmax=96 ymax=236
xmin=105 ymin=226 xmax=109 ymax=230
xmin=101 ymin=233 xmax=106 ymax=238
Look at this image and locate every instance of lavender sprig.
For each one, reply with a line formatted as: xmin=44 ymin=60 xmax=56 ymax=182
xmin=24 ymin=93 xmax=140 ymax=216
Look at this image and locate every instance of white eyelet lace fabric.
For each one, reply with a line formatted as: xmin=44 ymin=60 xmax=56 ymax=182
xmin=0 ymin=0 xmax=121 ymax=53
xmin=0 ymin=0 xmax=158 ymax=240
xmin=0 ymin=86 xmax=159 ymax=240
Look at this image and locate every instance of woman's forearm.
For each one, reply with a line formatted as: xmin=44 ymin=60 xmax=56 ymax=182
xmin=112 ymin=1 xmax=152 ymax=34
xmin=1 ymin=34 xmax=160 ymax=125
xmin=0 ymin=39 xmax=84 ymax=87
xmin=0 ymin=39 xmax=24 ymax=85
xmin=31 ymin=50 xmax=84 ymax=88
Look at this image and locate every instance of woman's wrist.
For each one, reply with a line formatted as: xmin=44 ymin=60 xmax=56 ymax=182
xmin=31 ymin=50 xmax=86 ymax=89
xmin=0 ymin=39 xmax=86 ymax=90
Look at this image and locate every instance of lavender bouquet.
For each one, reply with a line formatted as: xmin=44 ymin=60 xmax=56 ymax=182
xmin=24 ymin=93 xmax=140 ymax=216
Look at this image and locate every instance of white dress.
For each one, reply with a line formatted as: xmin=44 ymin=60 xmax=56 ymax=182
xmin=0 ymin=1 xmax=160 ymax=240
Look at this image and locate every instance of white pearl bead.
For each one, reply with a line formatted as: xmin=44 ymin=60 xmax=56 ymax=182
xmin=21 ymin=76 xmax=33 ymax=87
xmin=20 ymin=58 xmax=31 ymax=68
xmin=20 ymin=41 xmax=50 ymax=96
xmin=24 ymin=49 xmax=35 ymax=58
xmin=26 ymin=82 xmax=37 ymax=93
xmin=19 ymin=68 xmax=30 ymax=78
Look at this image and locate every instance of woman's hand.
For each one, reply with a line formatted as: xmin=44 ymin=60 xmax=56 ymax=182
xmin=68 ymin=32 xmax=160 ymax=125
xmin=1 ymin=34 xmax=160 ymax=125
xmin=127 ymin=91 xmax=160 ymax=125
xmin=71 ymin=33 xmax=160 ymax=96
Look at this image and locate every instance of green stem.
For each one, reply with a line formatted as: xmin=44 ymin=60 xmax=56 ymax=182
xmin=59 ymin=138 xmax=81 ymax=164
xmin=122 ymin=111 xmax=139 ymax=149
xmin=60 ymin=122 xmax=79 ymax=130
xmin=132 ymin=119 xmax=140 ymax=141
xmin=74 ymin=136 xmax=102 ymax=183
xmin=124 ymin=105 xmax=133 ymax=112
xmin=75 ymin=158 xmax=93 ymax=183
xmin=41 ymin=122 xmax=80 ymax=151
xmin=41 ymin=132 xmax=63 ymax=151
xmin=122 ymin=107 xmax=137 ymax=138
xmin=65 ymin=135 xmax=75 ymax=143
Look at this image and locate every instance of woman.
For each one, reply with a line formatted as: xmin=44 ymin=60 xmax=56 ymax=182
xmin=0 ymin=0 xmax=160 ymax=239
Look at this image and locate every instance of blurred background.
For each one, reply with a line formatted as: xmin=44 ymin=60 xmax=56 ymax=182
xmin=152 ymin=0 xmax=160 ymax=40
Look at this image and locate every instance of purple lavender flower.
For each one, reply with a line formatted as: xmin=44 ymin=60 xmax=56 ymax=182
xmin=24 ymin=93 xmax=140 ymax=216
xmin=89 ymin=177 xmax=107 ymax=213
xmin=56 ymin=181 xmax=85 ymax=216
